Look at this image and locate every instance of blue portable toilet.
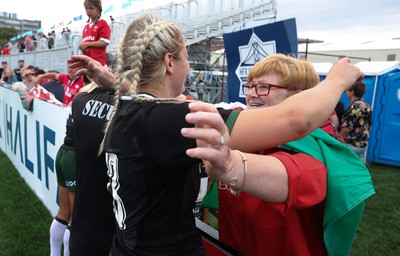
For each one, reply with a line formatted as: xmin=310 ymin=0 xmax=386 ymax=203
xmin=313 ymin=61 xmax=400 ymax=166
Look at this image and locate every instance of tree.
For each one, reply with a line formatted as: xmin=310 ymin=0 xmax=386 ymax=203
xmin=0 ymin=27 xmax=18 ymax=46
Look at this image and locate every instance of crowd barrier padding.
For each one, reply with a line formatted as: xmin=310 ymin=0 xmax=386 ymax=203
xmin=0 ymin=86 xmax=69 ymax=216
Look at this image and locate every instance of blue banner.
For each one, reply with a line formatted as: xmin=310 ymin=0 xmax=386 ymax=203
xmin=73 ymin=15 xmax=83 ymax=21
xmin=223 ymin=18 xmax=298 ymax=103
xmin=121 ymin=1 xmax=131 ymax=9
xmin=103 ymin=5 xmax=114 ymax=14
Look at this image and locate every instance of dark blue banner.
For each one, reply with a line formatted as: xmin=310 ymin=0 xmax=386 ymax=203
xmin=223 ymin=18 xmax=298 ymax=103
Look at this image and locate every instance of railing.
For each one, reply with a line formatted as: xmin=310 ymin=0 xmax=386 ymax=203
xmin=2 ymin=0 xmax=276 ymax=75
xmin=107 ymin=0 xmax=277 ymax=52
xmin=299 ymin=51 xmax=372 ymax=62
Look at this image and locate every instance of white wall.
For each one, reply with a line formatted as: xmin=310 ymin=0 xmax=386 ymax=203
xmin=0 ymin=87 xmax=69 ymax=216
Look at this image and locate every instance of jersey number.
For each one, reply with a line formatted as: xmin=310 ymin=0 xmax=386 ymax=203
xmin=106 ymin=153 xmax=127 ymax=230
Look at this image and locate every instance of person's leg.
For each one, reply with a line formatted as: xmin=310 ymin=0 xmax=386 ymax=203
xmin=348 ymin=145 xmax=366 ymax=160
xmin=61 ymin=146 xmax=76 ymax=256
xmin=63 ymin=224 xmax=71 ymax=256
xmin=50 ymin=216 xmax=68 ymax=256
xmin=64 ymin=190 xmax=75 ymax=256
xmin=50 ymin=186 xmax=71 ymax=256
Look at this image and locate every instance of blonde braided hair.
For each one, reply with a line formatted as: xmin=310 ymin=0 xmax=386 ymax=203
xmin=99 ymin=13 xmax=186 ymax=153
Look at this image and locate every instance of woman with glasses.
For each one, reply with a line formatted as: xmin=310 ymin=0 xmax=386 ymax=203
xmin=21 ymin=68 xmax=36 ymax=91
xmin=243 ymin=56 xmax=344 ymax=142
xmin=185 ymin=55 xmax=374 ymax=256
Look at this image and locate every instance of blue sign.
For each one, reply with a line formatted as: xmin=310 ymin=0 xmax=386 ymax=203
xmin=223 ymin=18 xmax=298 ymax=103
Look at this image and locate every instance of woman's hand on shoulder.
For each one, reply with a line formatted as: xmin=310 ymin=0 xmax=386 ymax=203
xmin=181 ymin=101 xmax=235 ymax=181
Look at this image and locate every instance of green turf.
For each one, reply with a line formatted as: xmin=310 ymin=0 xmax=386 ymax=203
xmin=0 ymin=150 xmax=52 ymax=256
xmin=350 ymin=163 xmax=400 ymax=256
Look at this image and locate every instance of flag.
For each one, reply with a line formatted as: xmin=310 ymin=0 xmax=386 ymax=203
xmin=19 ymin=85 xmax=64 ymax=111
xmin=121 ymin=1 xmax=131 ymax=9
xmin=66 ymin=20 xmax=72 ymax=26
xmin=50 ymin=25 xmax=55 ymax=30
xmin=103 ymin=4 xmax=113 ymax=14
xmin=281 ymin=129 xmax=375 ymax=256
xmin=57 ymin=21 xmax=64 ymax=27
xmin=73 ymin=15 xmax=82 ymax=21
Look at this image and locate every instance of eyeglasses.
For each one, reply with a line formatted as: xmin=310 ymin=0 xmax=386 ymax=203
xmin=242 ymin=81 xmax=287 ymax=96
xmin=24 ymin=73 xmax=35 ymax=78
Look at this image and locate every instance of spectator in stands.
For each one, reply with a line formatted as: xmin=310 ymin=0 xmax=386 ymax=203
xmin=27 ymin=65 xmax=36 ymax=72
xmin=197 ymin=79 xmax=205 ymax=100
xmin=62 ymin=28 xmax=71 ymax=46
xmin=34 ymin=65 xmax=87 ymax=106
xmin=189 ymin=78 xmax=198 ymax=99
xmin=32 ymin=34 xmax=38 ymax=49
xmin=34 ymin=69 xmax=48 ymax=85
xmin=37 ymin=33 xmax=49 ymax=50
xmin=80 ymin=0 xmax=111 ymax=66
xmin=14 ymin=59 xmax=25 ymax=81
xmin=1 ymin=68 xmax=18 ymax=88
xmin=11 ymin=41 xmax=19 ymax=54
xmin=1 ymin=44 xmax=11 ymax=55
xmin=0 ymin=60 xmax=8 ymax=75
xmin=48 ymin=31 xmax=56 ymax=49
xmin=22 ymin=68 xmax=36 ymax=91
xmin=17 ymin=39 xmax=26 ymax=52
xmin=24 ymin=35 xmax=34 ymax=51
xmin=41 ymin=70 xmax=64 ymax=102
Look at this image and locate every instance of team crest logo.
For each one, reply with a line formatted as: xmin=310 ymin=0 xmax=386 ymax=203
xmin=235 ymin=33 xmax=276 ymax=97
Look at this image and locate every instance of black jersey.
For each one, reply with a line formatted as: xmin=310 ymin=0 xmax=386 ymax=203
xmin=70 ymin=87 xmax=116 ymax=250
xmin=63 ymin=114 xmax=74 ymax=147
xmin=104 ymin=99 xmax=233 ymax=256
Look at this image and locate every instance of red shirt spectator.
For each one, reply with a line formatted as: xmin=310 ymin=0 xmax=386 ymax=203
xmin=1 ymin=45 xmax=11 ymax=55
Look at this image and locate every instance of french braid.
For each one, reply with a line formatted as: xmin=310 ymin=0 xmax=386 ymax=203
xmin=99 ymin=13 xmax=186 ymax=153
